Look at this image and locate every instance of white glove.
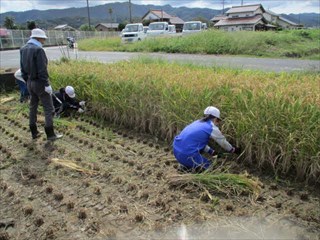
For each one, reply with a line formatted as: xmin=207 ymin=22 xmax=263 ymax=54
xmin=44 ymin=85 xmax=53 ymax=95
xmin=79 ymin=101 xmax=86 ymax=107
xmin=78 ymin=108 xmax=84 ymax=113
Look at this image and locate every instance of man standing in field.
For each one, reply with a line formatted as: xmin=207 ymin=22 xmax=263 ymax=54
xmin=173 ymin=106 xmax=241 ymax=172
xmin=20 ymin=28 xmax=62 ymax=141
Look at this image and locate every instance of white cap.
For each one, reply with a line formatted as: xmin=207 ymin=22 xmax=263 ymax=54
xmin=65 ymin=86 xmax=75 ymax=98
xmin=204 ymin=106 xmax=221 ymax=120
xmin=30 ymin=28 xmax=47 ymax=39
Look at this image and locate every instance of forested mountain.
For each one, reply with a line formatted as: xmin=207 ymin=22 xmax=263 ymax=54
xmin=0 ymin=2 xmax=318 ymax=29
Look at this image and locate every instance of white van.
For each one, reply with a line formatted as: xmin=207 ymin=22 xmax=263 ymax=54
xmin=168 ymin=25 xmax=176 ymax=34
xmin=121 ymin=23 xmax=146 ymax=43
xmin=147 ymin=22 xmax=169 ymax=37
xmin=182 ymin=21 xmax=203 ymax=35
xmin=143 ymin=26 xmax=149 ymax=34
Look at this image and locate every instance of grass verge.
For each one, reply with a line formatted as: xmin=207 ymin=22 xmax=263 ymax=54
xmin=78 ymin=29 xmax=320 ymax=59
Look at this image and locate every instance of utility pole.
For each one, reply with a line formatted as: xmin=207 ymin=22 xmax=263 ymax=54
xmin=129 ymin=0 xmax=132 ymax=23
xmin=222 ymin=0 xmax=225 ymax=15
xmin=86 ymin=0 xmax=91 ymax=29
xmin=241 ymin=0 xmax=244 ymax=6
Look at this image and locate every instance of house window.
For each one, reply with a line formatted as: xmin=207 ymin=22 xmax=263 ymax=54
xmin=232 ymin=15 xmax=239 ymax=18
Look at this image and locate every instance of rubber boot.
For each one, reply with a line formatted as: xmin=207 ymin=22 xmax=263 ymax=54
xmin=45 ymin=126 xmax=63 ymax=141
xmin=30 ymin=124 xmax=40 ymax=139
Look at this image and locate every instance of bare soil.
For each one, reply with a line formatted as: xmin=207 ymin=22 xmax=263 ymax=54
xmin=0 ymin=94 xmax=319 ymax=240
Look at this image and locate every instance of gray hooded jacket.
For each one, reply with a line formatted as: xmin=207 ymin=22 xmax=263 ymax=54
xmin=20 ymin=41 xmax=49 ymax=86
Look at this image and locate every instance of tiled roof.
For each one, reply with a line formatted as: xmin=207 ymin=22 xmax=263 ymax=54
xmin=54 ymin=24 xmax=68 ymax=29
xmin=211 ymin=15 xmax=227 ymax=21
xmin=278 ymin=16 xmax=299 ymax=26
xmin=214 ymin=15 xmax=264 ymax=26
xmin=149 ymin=10 xmax=172 ymax=19
xmin=170 ymin=16 xmax=184 ymax=24
xmin=264 ymin=9 xmax=279 ymax=16
xmin=96 ymin=23 xmax=119 ymax=28
xmin=226 ymin=4 xmax=264 ymax=14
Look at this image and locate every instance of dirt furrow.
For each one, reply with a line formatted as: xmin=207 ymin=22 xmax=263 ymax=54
xmin=1 ymin=96 xmax=319 ymax=240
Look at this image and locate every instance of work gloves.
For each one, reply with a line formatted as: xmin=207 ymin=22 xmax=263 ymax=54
xmin=45 ymin=85 xmax=53 ymax=95
xmin=212 ymin=152 xmax=224 ymax=158
xmin=79 ymin=101 xmax=86 ymax=107
xmin=208 ymin=149 xmax=223 ymax=158
xmin=78 ymin=108 xmax=84 ymax=113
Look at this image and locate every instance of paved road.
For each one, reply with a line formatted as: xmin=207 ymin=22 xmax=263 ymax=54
xmin=1 ymin=46 xmax=319 ymax=72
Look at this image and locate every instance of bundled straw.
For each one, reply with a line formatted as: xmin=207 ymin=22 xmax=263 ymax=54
xmin=168 ymin=172 xmax=261 ymax=197
xmin=51 ymin=158 xmax=98 ymax=175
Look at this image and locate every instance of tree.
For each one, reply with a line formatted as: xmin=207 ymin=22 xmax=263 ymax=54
xmin=108 ymin=8 xmax=113 ymax=23
xmin=16 ymin=24 xmax=27 ymax=30
xmin=27 ymin=21 xmax=37 ymax=30
xmin=79 ymin=24 xmax=95 ymax=31
xmin=4 ymin=16 xmax=17 ymax=29
xmin=142 ymin=19 xmax=152 ymax=26
xmin=118 ymin=22 xmax=127 ymax=31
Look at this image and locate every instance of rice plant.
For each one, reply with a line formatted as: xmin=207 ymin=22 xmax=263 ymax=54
xmin=48 ymin=58 xmax=320 ymax=183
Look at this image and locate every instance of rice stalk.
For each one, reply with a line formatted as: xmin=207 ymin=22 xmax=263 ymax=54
xmin=51 ymin=158 xmax=98 ymax=175
xmin=48 ymin=59 xmax=320 ymax=183
xmin=168 ymin=172 xmax=262 ymax=197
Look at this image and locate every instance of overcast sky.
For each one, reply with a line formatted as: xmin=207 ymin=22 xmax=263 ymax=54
xmin=0 ymin=0 xmax=319 ymax=14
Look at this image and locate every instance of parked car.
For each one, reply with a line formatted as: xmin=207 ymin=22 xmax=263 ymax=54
xmin=0 ymin=28 xmax=10 ymax=38
xmin=147 ymin=22 xmax=169 ymax=37
xmin=168 ymin=25 xmax=176 ymax=34
xmin=143 ymin=26 xmax=149 ymax=33
xmin=202 ymin=23 xmax=208 ymax=30
xmin=182 ymin=21 xmax=204 ymax=35
xmin=121 ymin=23 xmax=146 ymax=43
xmin=0 ymin=28 xmax=11 ymax=44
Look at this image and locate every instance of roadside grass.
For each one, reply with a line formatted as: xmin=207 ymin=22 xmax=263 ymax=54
xmin=78 ymin=29 xmax=320 ymax=59
xmin=48 ymin=58 xmax=320 ymax=183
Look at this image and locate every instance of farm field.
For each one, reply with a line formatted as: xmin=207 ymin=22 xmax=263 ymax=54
xmin=48 ymin=59 xmax=320 ymax=183
xmin=0 ymin=94 xmax=320 ymax=240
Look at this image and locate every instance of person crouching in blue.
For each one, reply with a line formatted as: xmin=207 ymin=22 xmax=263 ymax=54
xmin=173 ymin=106 xmax=241 ymax=172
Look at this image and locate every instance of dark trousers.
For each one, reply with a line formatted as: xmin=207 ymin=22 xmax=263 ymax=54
xmin=27 ymin=80 xmax=54 ymax=128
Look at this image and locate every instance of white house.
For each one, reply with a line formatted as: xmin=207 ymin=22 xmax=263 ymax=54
xmin=95 ymin=23 xmax=119 ymax=31
xmin=264 ymin=10 xmax=303 ymax=29
xmin=53 ymin=24 xmax=76 ymax=31
xmin=142 ymin=10 xmax=184 ymax=32
xmin=214 ymin=4 xmax=301 ymax=31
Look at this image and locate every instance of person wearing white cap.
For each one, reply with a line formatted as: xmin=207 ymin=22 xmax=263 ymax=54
xmin=173 ymin=106 xmax=241 ymax=172
xmin=20 ymin=28 xmax=62 ymax=141
xmin=52 ymin=86 xmax=85 ymax=116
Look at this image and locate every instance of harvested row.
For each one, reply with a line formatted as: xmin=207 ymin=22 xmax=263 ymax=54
xmin=0 ymin=94 xmax=319 ymax=239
